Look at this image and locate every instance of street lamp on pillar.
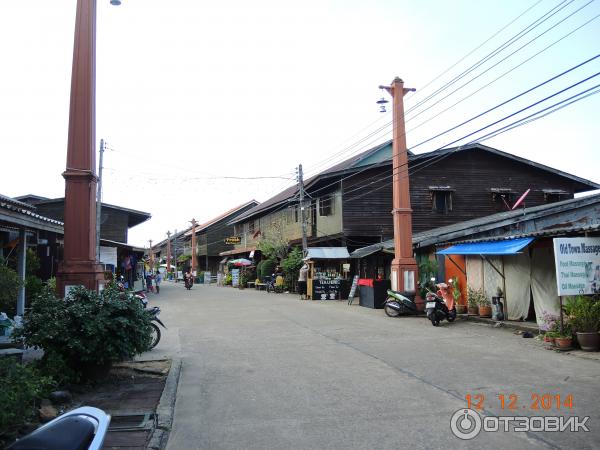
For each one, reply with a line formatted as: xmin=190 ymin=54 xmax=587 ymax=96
xmin=56 ymin=0 xmax=122 ymax=297
xmin=378 ymin=77 xmax=419 ymax=301
xmin=190 ymin=219 xmax=198 ymax=276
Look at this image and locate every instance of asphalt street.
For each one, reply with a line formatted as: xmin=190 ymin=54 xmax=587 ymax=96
xmin=142 ymin=281 xmax=600 ymax=450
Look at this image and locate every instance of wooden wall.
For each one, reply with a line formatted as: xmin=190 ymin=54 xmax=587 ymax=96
xmin=340 ymin=149 xmax=582 ymax=240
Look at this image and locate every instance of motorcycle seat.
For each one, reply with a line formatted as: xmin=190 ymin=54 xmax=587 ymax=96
xmin=7 ymin=416 xmax=96 ymax=450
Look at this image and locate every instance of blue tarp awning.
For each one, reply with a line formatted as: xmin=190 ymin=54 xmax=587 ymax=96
xmin=437 ymin=237 xmax=534 ymax=255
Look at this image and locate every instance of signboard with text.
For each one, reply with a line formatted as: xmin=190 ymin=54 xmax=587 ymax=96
xmin=225 ymin=236 xmax=241 ymax=245
xmin=553 ymin=237 xmax=600 ymax=296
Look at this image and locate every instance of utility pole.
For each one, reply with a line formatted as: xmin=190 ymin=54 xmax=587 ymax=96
xmin=173 ymin=228 xmax=178 ymax=280
xmin=380 ymin=77 xmax=419 ymax=298
xmin=149 ymin=239 xmax=153 ymax=271
xmin=96 ymin=138 xmax=105 ymax=260
xmin=166 ymin=231 xmax=172 ymax=274
xmin=190 ymin=219 xmax=197 ymax=275
xmin=297 ymin=164 xmax=308 ymax=255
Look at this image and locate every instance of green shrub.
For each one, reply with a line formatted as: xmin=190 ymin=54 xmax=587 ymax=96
xmin=0 ymin=358 xmax=54 ymax=443
xmin=259 ymin=259 xmax=277 ymax=280
xmin=564 ymin=295 xmax=600 ymax=332
xmin=15 ymin=284 xmax=153 ymax=378
xmin=0 ymin=263 xmax=21 ymax=316
xmin=282 ymin=247 xmax=303 ymax=291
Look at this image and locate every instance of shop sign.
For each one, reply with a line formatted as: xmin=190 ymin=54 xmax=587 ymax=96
xmin=313 ymin=279 xmax=341 ymax=300
xmin=225 ymin=236 xmax=241 ymax=245
xmin=553 ymin=237 xmax=600 ymax=295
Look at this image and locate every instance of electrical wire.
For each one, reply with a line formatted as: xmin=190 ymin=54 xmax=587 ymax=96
xmin=405 ymin=13 xmax=600 ymax=141
xmin=405 ymin=0 xmax=576 ymax=116
xmin=405 ymin=0 xmax=596 ymax=124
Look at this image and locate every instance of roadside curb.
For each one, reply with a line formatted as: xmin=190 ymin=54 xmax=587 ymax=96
xmin=147 ymin=357 xmax=182 ymax=450
xmin=458 ymin=314 xmax=539 ymax=333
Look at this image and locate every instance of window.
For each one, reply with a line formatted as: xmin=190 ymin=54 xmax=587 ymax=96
xmin=233 ymin=224 xmax=242 ymax=236
xmin=249 ymin=220 xmax=255 ymax=235
xmin=491 ymin=188 xmax=517 ymax=210
xmin=543 ymin=189 xmax=569 ymax=204
xmin=429 ymin=187 xmax=453 ymax=214
xmin=319 ymin=195 xmax=333 ymax=216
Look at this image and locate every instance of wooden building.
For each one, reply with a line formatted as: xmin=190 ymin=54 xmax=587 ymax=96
xmin=154 ymin=200 xmax=258 ymax=274
xmin=227 ymin=142 xmax=600 ymax=256
xmin=15 ymin=195 xmax=151 ymax=244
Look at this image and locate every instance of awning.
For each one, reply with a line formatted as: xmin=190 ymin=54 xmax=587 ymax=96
xmin=437 ymin=237 xmax=534 ymax=255
xmin=219 ymin=257 xmax=229 ymax=264
xmin=350 ymin=243 xmax=385 ymax=259
xmin=305 ymin=247 xmax=350 ymax=260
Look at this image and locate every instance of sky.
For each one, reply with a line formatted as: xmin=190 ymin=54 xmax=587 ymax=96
xmin=1 ymin=0 xmax=599 ymax=247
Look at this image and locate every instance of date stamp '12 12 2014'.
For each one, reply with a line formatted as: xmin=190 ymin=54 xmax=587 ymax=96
xmin=465 ymin=393 xmax=574 ymax=411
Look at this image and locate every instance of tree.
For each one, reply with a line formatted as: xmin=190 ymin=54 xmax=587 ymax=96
xmin=257 ymin=217 xmax=289 ymax=261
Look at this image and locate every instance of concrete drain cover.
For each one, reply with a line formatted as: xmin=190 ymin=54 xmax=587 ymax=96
xmin=108 ymin=412 xmax=155 ymax=431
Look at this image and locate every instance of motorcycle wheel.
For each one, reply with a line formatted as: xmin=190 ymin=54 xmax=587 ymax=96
xmin=429 ymin=315 xmax=440 ymax=326
xmin=149 ymin=323 xmax=161 ymax=349
xmin=266 ymin=284 xmax=273 ymax=293
xmin=384 ymin=303 xmax=400 ymax=317
xmin=447 ymin=309 xmax=457 ymax=322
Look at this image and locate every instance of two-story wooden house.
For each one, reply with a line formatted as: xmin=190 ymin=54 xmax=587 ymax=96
xmin=154 ymin=200 xmax=258 ymax=274
xmin=225 ymin=142 xmax=600 ymax=258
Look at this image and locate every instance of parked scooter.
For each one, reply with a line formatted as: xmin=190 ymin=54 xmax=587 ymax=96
xmin=148 ymin=306 xmax=166 ymax=349
xmin=425 ymin=278 xmax=457 ymax=326
xmin=384 ymin=290 xmax=418 ymax=317
xmin=117 ymin=277 xmax=164 ymax=349
xmin=6 ymin=406 xmax=110 ymax=450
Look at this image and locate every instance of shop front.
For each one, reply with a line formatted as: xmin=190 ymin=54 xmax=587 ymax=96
xmin=305 ymin=247 xmax=352 ymax=300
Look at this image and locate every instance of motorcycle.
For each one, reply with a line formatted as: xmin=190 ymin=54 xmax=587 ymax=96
xmin=425 ymin=279 xmax=456 ymax=326
xmin=117 ymin=278 xmax=164 ymax=349
xmin=184 ymin=274 xmax=193 ymax=290
xmin=383 ymin=289 xmax=418 ymax=317
xmin=117 ymin=278 xmax=148 ymax=307
xmin=148 ymin=306 xmax=166 ymax=349
xmin=266 ymin=274 xmax=284 ymax=293
xmin=6 ymin=406 xmax=110 ymax=450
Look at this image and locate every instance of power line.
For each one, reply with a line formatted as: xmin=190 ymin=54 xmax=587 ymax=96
xmin=405 ymin=0 xmax=576 ymax=116
xmin=405 ymin=0 xmax=596 ymax=124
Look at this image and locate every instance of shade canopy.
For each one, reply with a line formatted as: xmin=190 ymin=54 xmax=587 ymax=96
xmin=437 ymin=237 xmax=534 ymax=255
xmin=305 ymin=247 xmax=350 ymax=260
xmin=230 ymin=258 xmax=253 ymax=266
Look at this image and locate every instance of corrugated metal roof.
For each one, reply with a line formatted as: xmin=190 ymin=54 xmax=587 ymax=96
xmin=305 ymin=247 xmax=350 ymax=259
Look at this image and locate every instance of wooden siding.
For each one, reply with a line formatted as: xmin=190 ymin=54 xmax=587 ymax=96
xmin=341 ymin=149 xmax=580 ymax=239
xmin=35 ymin=202 xmax=129 ymax=242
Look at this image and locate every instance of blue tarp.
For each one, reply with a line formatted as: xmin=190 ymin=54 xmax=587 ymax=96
xmin=437 ymin=237 xmax=534 ymax=255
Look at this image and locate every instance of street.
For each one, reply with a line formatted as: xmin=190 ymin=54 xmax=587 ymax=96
xmin=145 ymin=282 xmax=600 ymax=450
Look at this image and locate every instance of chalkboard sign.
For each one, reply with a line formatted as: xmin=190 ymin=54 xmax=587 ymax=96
xmin=313 ymin=279 xmax=341 ymax=300
xmin=347 ymin=275 xmax=359 ymax=305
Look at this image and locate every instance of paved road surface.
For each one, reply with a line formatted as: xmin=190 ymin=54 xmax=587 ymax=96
xmin=143 ymin=282 xmax=599 ymax=450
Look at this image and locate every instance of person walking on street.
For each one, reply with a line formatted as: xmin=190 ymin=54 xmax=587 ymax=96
xmin=298 ymin=261 xmax=309 ymax=300
xmin=155 ymin=271 xmax=162 ymax=294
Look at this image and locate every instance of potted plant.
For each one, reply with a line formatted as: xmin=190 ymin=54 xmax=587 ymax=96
xmin=467 ymin=286 xmax=480 ymax=315
xmin=450 ymin=278 xmax=467 ymax=314
xmin=565 ymin=295 xmax=600 ymax=351
xmin=478 ymin=294 xmax=492 ymax=318
xmin=540 ymin=310 xmax=559 ymax=344
xmin=543 ymin=331 xmax=556 ymax=345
